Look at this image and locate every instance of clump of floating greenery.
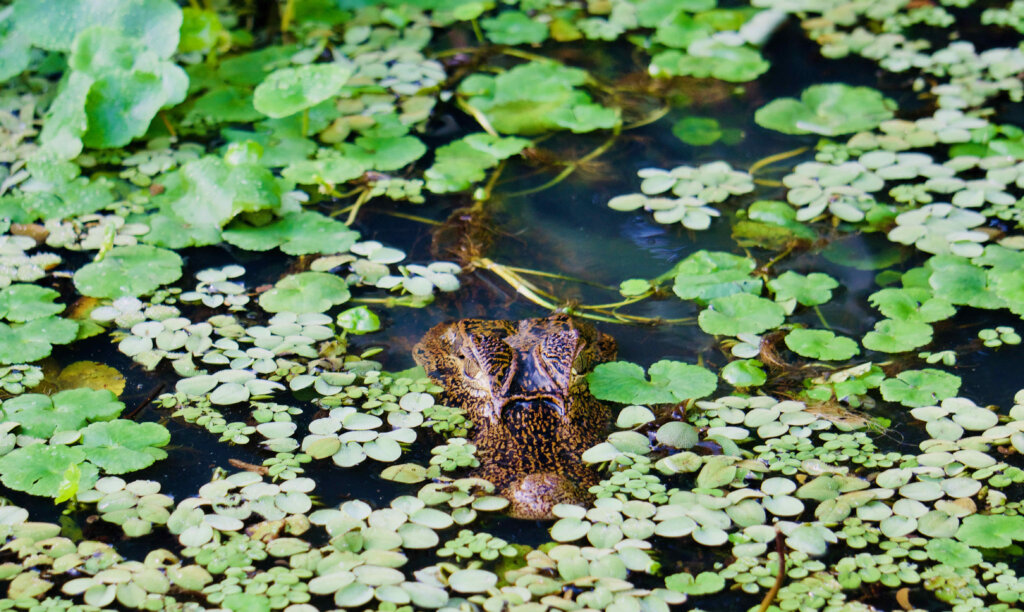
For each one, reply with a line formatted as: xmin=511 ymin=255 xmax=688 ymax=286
xmin=4 ymin=0 xmax=1024 ymax=611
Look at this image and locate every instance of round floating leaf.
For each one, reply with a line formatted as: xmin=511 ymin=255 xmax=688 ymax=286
xmin=54 ymin=361 xmax=126 ymax=396
xmin=481 ymin=10 xmax=548 ymax=45
xmin=721 ymin=359 xmax=767 ymax=387
xmin=785 ymin=329 xmax=859 ymax=361
xmin=1 ymin=388 xmax=123 ymax=438
xmin=880 ymin=369 xmax=961 ymax=408
xmin=0 ymin=317 xmax=79 ymax=365
xmin=259 ymin=272 xmax=351 ymax=313
xmin=0 ymin=444 xmax=87 ymax=497
xmin=862 ymin=319 xmax=933 ymax=353
xmin=956 ymin=514 xmax=1024 ymax=549
xmin=79 ymin=420 xmax=171 ymax=474
xmin=0 ymin=284 xmax=64 ymax=322
xmin=672 ymin=117 xmax=723 ymax=146
xmin=74 ymin=246 xmax=183 ymax=298
xmin=926 ymin=538 xmax=982 ymax=568
xmin=223 ymin=211 xmax=359 ymax=256
xmin=448 ymin=569 xmax=497 ymax=593
xmin=768 ymin=271 xmax=839 ymax=307
xmin=587 ymin=360 xmax=717 ymax=404
xmin=253 ymin=62 xmax=354 ymax=118
xmin=337 ymin=306 xmax=381 ymax=334
xmin=698 ymin=293 xmax=786 ymax=336
xmin=755 ymin=84 xmax=895 ymax=136
xmin=672 ymin=250 xmax=760 ymax=302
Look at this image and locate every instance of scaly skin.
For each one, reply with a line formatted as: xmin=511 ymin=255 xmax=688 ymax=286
xmin=413 ymin=314 xmax=615 ymax=519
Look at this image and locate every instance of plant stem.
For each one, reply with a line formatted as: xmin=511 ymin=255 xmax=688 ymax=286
xmin=505 ymin=122 xmax=622 ymax=197
xmin=758 ymin=527 xmax=787 ymax=612
xmin=748 ymin=146 xmax=810 ymax=176
xmin=344 ymin=188 xmax=374 ymax=226
xmin=456 ymin=98 xmax=499 ymax=137
xmin=280 ymin=0 xmax=295 ymax=33
xmin=813 ymin=304 xmax=832 ymax=330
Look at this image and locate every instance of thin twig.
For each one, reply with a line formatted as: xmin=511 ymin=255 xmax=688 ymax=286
xmin=123 ymin=383 xmax=166 ymax=420
xmin=758 ymin=527 xmax=787 ymax=612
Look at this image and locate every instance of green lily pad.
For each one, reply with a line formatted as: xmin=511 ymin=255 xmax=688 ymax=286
xmin=458 ymin=61 xmax=618 ymax=135
xmin=337 ymin=306 xmax=381 ymax=334
xmin=253 ymin=62 xmax=353 ymax=118
xmin=926 ymin=538 xmax=983 ymax=568
xmin=223 ymin=211 xmax=359 ymax=255
xmin=0 ymin=388 xmax=123 ymax=438
xmin=424 ymin=133 xmax=529 ymax=194
xmin=73 ymin=245 xmax=183 ymax=298
xmin=0 ymin=284 xmax=64 ymax=322
xmin=785 ymin=329 xmax=859 ymax=361
xmin=698 ymin=293 xmax=786 ymax=336
xmin=481 ymin=10 xmax=548 ymax=45
xmin=957 ymin=514 xmax=1024 ymax=549
xmin=587 ymin=360 xmax=717 ymax=404
xmin=768 ymin=271 xmax=839 ymax=307
xmin=755 ymin=83 xmax=895 ymax=136
xmin=672 ymin=250 xmax=761 ymax=302
xmin=79 ymin=420 xmax=171 ymax=474
xmin=0 ymin=317 xmax=79 ymax=365
xmin=0 ymin=444 xmax=91 ymax=497
xmin=879 ymin=369 xmax=961 ymax=408
xmin=259 ymin=272 xmax=351 ymax=313
xmin=862 ymin=319 xmax=933 ymax=353
xmin=721 ymin=359 xmax=767 ymax=387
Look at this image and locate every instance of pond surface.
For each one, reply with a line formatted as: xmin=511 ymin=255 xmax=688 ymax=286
xmin=5 ymin=1 xmax=1024 ymax=611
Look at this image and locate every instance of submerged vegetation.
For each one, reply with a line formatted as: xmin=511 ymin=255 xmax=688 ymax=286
xmin=5 ymin=0 xmax=1024 ymax=610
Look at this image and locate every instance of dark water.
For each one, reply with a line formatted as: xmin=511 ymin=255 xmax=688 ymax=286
xmin=14 ymin=18 xmax=1020 ymax=586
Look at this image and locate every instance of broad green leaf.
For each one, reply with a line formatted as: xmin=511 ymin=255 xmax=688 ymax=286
xmin=253 ymin=62 xmax=353 ymax=118
xmin=73 ymin=245 xmax=183 ymax=298
xmin=79 ymin=420 xmax=171 ymax=474
xmin=672 ymin=250 xmax=761 ymax=302
xmin=925 ymin=538 xmax=982 ymax=568
xmin=587 ymin=360 xmax=717 ymax=404
xmin=0 ymin=284 xmax=64 ymax=322
xmin=0 ymin=388 xmax=123 ymax=437
xmin=0 ymin=317 xmax=79 ymax=365
xmin=481 ymin=11 xmax=548 ymax=45
xmin=425 ymin=133 xmax=529 ymax=193
xmin=338 ymin=136 xmax=427 ymax=172
xmin=0 ymin=444 xmax=92 ymax=497
xmin=337 ymin=306 xmax=381 ymax=334
xmin=12 ymin=0 xmax=182 ymax=57
xmin=721 ymin=359 xmax=767 ymax=387
xmin=651 ymin=43 xmax=769 ymax=82
xmin=768 ymin=271 xmax=838 ymax=307
xmin=698 ymin=293 xmax=786 ymax=336
xmin=868 ymin=288 xmax=956 ymax=323
xmin=178 ymin=7 xmax=224 ymax=53
xmin=755 ymin=84 xmax=895 ymax=136
xmin=956 ymin=514 xmax=1024 ymax=549
xmin=281 ymin=158 xmax=366 ymax=185
xmin=785 ymin=329 xmax=859 ymax=361
xmin=879 ymin=369 xmax=961 ymax=408
xmin=259 ymin=272 xmax=351 ymax=313
xmin=458 ymin=62 xmax=618 ymax=135
xmin=862 ymin=319 xmax=933 ymax=353
xmin=146 ymin=155 xmax=283 ymax=246
xmin=672 ymin=116 xmax=723 ymax=146
xmin=223 ymin=211 xmax=359 ymax=255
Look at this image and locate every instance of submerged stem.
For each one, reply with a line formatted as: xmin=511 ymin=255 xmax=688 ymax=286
xmin=505 ymin=122 xmax=622 ymax=197
xmin=749 ymin=146 xmax=810 ymax=176
xmin=758 ymin=527 xmax=787 ymax=612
